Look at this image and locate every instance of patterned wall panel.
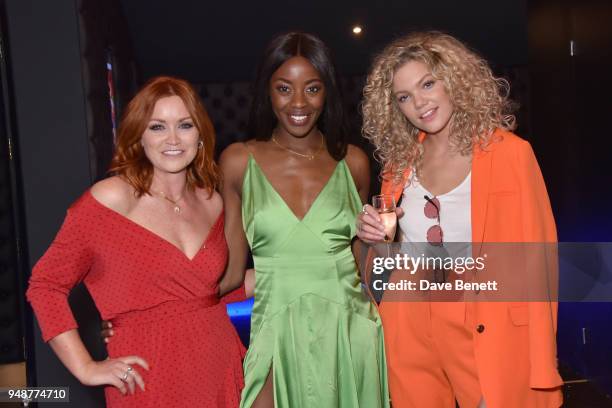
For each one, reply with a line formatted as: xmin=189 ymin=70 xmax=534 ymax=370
xmin=195 ymin=81 xmax=252 ymax=154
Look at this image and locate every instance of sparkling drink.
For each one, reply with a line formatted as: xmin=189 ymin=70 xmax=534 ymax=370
xmin=378 ymin=209 xmax=397 ymax=242
xmin=372 ymin=194 xmax=397 ymax=242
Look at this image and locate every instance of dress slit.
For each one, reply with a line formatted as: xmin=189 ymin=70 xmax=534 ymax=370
xmin=250 ymin=364 xmax=275 ymax=408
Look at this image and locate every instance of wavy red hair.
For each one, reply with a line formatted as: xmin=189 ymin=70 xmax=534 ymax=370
xmin=109 ymin=76 xmax=219 ymax=196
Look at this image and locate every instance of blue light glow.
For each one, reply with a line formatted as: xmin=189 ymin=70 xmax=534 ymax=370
xmin=226 ymin=298 xmax=253 ymax=318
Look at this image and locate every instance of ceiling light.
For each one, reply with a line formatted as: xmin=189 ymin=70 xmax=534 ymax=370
xmin=352 ymin=26 xmax=363 ymax=35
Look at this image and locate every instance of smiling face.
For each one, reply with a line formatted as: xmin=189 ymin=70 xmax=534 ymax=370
xmin=140 ymin=95 xmax=200 ymax=175
xmin=269 ymin=56 xmax=326 ymax=138
xmin=392 ymin=60 xmax=454 ymax=138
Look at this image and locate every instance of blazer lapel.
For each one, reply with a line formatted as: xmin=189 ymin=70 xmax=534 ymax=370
xmin=381 ymin=169 xmax=410 ymax=204
xmin=471 ymin=141 xmax=493 ymax=252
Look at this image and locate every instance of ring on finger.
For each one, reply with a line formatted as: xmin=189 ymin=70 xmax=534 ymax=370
xmin=121 ymin=372 xmax=129 ymax=381
xmin=361 ymin=204 xmax=369 ymax=215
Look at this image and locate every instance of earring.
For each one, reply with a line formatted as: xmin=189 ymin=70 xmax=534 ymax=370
xmin=198 ymin=140 xmax=204 ymax=149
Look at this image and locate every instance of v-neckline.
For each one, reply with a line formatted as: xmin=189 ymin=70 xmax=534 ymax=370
xmin=411 ymin=170 xmax=472 ymax=198
xmin=247 ymin=154 xmax=342 ymax=222
xmin=87 ymin=190 xmax=221 ymax=262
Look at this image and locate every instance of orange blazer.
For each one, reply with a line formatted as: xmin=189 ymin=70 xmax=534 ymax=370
xmin=379 ymin=129 xmax=563 ymax=406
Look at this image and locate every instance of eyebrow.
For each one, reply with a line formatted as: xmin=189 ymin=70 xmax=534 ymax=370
xmin=149 ymin=116 xmax=192 ymax=123
xmin=274 ymin=77 xmax=323 ymax=84
xmin=393 ymin=73 xmax=433 ymax=94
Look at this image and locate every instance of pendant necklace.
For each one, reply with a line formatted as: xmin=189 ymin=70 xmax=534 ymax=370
xmin=155 ymin=190 xmax=184 ymax=214
xmin=271 ymin=132 xmax=324 ymax=161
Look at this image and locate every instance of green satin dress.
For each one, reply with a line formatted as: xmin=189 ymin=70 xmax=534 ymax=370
xmin=240 ymin=155 xmax=389 ymax=408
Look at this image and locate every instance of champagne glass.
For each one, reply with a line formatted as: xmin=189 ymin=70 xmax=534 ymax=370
xmin=372 ymin=194 xmax=397 ymax=242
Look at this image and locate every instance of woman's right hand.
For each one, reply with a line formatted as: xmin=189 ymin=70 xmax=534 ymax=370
xmin=77 ymin=356 xmax=149 ymax=395
xmin=245 ymin=268 xmax=255 ymax=299
xmin=357 ymin=204 xmax=404 ymax=244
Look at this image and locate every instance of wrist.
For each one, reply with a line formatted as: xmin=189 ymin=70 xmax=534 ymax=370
xmin=73 ymin=358 xmax=95 ymax=383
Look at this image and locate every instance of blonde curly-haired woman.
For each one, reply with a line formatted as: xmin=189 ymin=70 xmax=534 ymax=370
xmin=356 ymin=32 xmax=563 ymax=408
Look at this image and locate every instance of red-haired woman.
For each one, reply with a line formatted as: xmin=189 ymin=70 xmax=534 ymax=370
xmin=27 ymin=76 xmax=245 ymax=407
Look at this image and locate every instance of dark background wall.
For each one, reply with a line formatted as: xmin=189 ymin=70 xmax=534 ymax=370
xmin=4 ymin=0 xmax=105 ymax=405
xmin=119 ymin=0 xmax=528 ymax=82
xmin=0 ymin=1 xmax=25 ymax=369
xmin=528 ymin=0 xmax=612 ymax=400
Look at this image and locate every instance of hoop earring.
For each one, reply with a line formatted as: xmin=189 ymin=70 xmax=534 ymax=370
xmin=198 ymin=140 xmax=204 ymax=149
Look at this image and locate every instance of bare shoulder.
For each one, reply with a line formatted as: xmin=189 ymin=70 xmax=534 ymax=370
xmin=344 ymin=144 xmax=370 ymax=170
xmin=195 ymin=188 xmax=223 ymax=212
xmin=219 ymin=142 xmax=251 ymax=188
xmin=90 ymin=176 xmax=134 ymax=214
xmin=344 ymin=144 xmax=371 ymax=195
xmin=219 ymin=142 xmax=250 ymax=169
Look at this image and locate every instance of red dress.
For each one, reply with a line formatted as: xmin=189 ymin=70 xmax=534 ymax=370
xmin=27 ymin=190 xmax=245 ymax=407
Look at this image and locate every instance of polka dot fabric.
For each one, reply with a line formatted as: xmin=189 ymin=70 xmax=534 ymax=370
xmin=27 ymin=190 xmax=245 ymax=407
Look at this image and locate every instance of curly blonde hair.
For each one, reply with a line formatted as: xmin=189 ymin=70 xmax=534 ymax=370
xmin=362 ymin=31 xmax=516 ymax=183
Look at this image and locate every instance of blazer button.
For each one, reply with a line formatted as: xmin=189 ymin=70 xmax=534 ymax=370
xmin=476 ymin=324 xmax=485 ymax=333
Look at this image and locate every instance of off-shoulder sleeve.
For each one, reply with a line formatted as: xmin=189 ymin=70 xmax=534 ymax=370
xmin=26 ymin=198 xmax=94 ymax=342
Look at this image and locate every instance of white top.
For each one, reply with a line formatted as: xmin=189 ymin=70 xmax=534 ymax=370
xmin=399 ymin=170 xmax=472 ymax=244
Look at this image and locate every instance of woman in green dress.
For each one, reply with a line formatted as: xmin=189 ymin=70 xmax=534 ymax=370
xmin=219 ymin=32 xmax=389 ymax=408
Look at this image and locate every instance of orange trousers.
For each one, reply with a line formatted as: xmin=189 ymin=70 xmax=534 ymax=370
xmin=380 ymin=302 xmax=482 ymax=408
xmin=380 ymin=301 xmax=563 ymax=408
